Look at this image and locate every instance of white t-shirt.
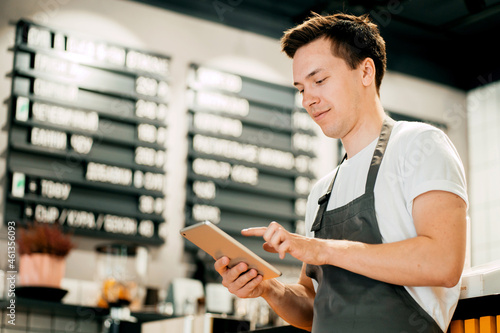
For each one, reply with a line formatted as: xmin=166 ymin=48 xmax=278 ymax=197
xmin=304 ymin=121 xmax=468 ymax=332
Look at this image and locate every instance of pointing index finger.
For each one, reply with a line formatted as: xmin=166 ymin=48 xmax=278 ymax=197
xmin=241 ymin=227 xmax=267 ymax=237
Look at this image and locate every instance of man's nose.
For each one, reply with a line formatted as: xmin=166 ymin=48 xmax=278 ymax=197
xmin=302 ymin=90 xmax=318 ymax=109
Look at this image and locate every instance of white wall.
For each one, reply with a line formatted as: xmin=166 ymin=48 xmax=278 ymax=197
xmin=0 ymin=0 xmax=469 ymax=295
xmin=467 ymin=82 xmax=500 ymax=266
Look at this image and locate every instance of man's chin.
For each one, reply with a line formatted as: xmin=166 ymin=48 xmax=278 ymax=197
xmin=320 ymin=127 xmax=341 ymax=139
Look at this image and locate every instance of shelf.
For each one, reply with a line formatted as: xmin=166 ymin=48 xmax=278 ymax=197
xmin=0 ymin=297 xmax=173 ymax=323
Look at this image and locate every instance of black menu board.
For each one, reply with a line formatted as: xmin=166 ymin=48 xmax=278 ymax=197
xmin=4 ymin=20 xmax=170 ymax=244
xmin=184 ymin=65 xmax=317 ymax=264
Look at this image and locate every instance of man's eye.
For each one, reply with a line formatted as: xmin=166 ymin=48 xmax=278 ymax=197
xmin=316 ymin=78 xmax=325 ymax=84
xmin=299 ymin=90 xmax=304 ymax=94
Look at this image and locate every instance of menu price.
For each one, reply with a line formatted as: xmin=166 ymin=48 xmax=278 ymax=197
xmin=184 ymin=64 xmax=317 ymax=262
xmin=5 ymin=20 xmax=170 ymax=244
xmin=25 ymin=24 xmax=169 ymax=76
xmin=26 ymin=203 xmax=156 ymax=239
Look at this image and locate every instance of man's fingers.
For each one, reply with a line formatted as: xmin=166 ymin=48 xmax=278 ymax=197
xmin=214 ymin=256 xmax=230 ymax=274
xmin=214 ymin=258 xmax=264 ymax=299
xmin=228 ymin=268 xmax=258 ymax=294
xmin=225 ymin=262 xmax=250 ymax=284
xmin=243 ymin=222 xmax=291 ymax=259
xmin=241 ymin=227 xmax=267 ymax=236
xmin=263 ymin=222 xmax=281 ymax=241
xmin=278 ymin=240 xmax=290 ymax=260
xmin=267 ymin=227 xmax=286 ymax=250
xmin=242 ymin=221 xmax=282 ymax=237
xmin=263 ymin=242 xmax=278 ymax=253
xmin=234 ymin=273 xmax=263 ymax=298
xmin=215 ymin=259 xmax=249 ymax=287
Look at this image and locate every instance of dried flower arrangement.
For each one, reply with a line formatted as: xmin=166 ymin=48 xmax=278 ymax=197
xmin=17 ymin=222 xmax=74 ymax=257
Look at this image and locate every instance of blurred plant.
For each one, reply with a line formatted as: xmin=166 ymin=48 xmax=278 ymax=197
xmin=17 ymin=222 xmax=74 ymax=257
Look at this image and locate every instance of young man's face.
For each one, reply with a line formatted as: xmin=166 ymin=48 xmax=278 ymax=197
xmin=293 ymin=37 xmax=361 ymax=139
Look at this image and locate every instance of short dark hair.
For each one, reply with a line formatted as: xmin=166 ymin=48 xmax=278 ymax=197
xmin=281 ymin=13 xmax=387 ymax=94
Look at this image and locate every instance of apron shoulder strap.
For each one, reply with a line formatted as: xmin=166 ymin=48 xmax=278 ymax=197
xmin=365 ymin=117 xmax=395 ymax=193
xmin=310 ymin=117 xmax=394 ymax=233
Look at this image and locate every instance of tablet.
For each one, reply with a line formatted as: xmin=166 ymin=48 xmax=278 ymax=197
xmin=180 ymin=221 xmax=281 ymax=280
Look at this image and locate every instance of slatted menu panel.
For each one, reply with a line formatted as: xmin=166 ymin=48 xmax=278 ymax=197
xmin=184 ymin=65 xmax=317 ymax=264
xmin=4 ymin=20 xmax=170 ymax=244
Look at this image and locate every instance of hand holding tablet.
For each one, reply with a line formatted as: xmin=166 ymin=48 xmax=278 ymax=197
xmin=180 ymin=221 xmax=281 ymax=280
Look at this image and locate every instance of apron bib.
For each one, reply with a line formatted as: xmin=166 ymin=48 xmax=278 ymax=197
xmin=305 ymin=118 xmax=442 ymax=333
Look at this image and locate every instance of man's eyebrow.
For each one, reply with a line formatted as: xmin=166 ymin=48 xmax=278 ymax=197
xmin=293 ymin=68 xmax=325 ymax=86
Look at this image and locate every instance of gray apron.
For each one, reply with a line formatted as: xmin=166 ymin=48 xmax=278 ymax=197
xmin=305 ymin=118 xmax=442 ymax=333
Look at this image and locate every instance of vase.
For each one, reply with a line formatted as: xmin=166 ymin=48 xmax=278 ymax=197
xmin=19 ymin=253 xmax=66 ymax=288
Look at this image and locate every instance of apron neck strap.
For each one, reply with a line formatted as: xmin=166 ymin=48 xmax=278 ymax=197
xmin=320 ymin=153 xmax=346 ymax=203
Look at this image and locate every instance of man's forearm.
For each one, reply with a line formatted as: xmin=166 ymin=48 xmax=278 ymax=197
xmin=261 ymin=278 xmax=315 ymax=331
xmin=320 ymin=235 xmax=464 ymax=288
xmin=318 ymin=191 xmax=467 ymax=288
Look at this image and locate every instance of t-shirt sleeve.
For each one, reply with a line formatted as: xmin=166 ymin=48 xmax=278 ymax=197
xmin=402 ymin=128 xmax=468 ymax=213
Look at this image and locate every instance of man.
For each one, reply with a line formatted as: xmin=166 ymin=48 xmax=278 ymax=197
xmin=215 ymin=13 xmax=467 ymax=333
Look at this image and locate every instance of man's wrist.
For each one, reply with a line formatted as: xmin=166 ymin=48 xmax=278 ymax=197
xmin=317 ymin=238 xmax=345 ymax=267
xmin=259 ymin=278 xmax=280 ymax=300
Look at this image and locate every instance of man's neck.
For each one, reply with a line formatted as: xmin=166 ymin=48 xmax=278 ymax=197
xmin=341 ymin=98 xmax=386 ymax=159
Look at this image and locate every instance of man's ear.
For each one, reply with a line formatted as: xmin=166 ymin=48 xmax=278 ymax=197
xmin=360 ymin=58 xmax=376 ymax=88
